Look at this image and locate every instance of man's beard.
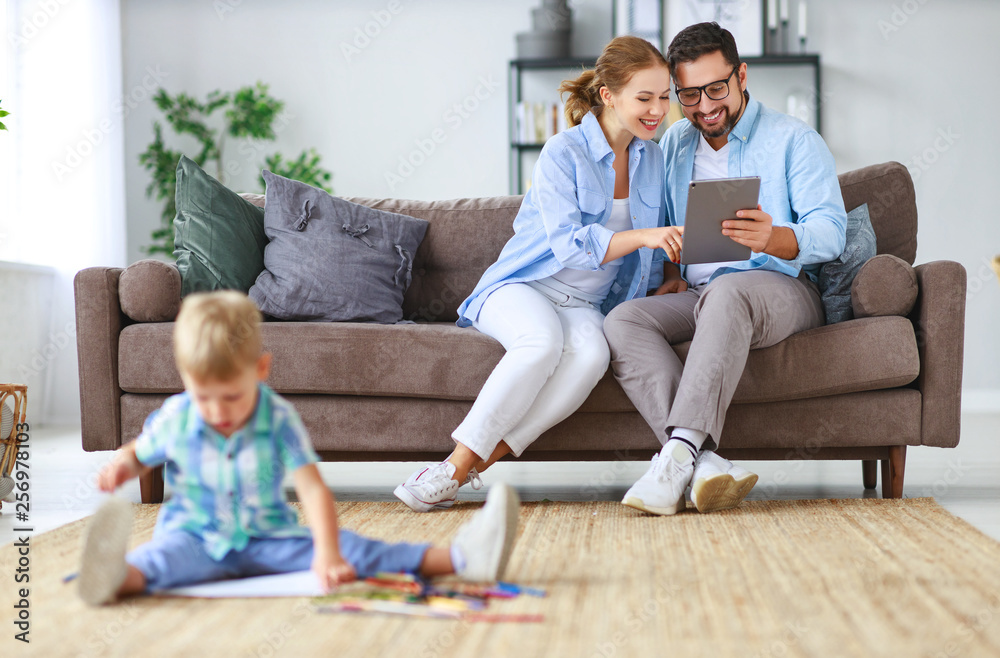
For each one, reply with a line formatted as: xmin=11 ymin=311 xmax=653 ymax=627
xmin=695 ymin=92 xmax=745 ymax=140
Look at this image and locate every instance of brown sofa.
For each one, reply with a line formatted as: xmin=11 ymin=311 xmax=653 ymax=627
xmin=74 ymin=161 xmax=966 ymax=503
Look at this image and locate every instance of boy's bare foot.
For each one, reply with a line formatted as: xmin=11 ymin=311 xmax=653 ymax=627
xmin=78 ymin=496 xmax=133 ymax=606
xmin=452 ymin=482 xmax=520 ymax=582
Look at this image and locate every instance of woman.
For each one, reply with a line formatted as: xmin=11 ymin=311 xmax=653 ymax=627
xmin=395 ymin=36 xmax=683 ymax=512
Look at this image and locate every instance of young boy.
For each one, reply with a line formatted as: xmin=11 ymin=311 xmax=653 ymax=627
xmin=78 ymin=291 xmax=520 ymax=605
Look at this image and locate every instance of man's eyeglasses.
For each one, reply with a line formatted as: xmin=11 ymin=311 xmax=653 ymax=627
xmin=674 ymin=66 xmax=740 ymax=107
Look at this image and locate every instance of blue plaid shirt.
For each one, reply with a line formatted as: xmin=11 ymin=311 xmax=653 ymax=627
xmin=659 ymin=92 xmax=847 ymax=284
xmin=457 ymin=111 xmax=666 ymax=326
xmin=134 ymin=383 xmax=317 ymax=560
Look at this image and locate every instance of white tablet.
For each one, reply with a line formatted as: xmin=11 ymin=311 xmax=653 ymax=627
xmin=680 ymin=176 xmax=761 ymax=265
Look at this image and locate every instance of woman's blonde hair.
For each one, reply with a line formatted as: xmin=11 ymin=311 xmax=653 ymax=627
xmin=559 ymin=35 xmax=669 ymax=127
xmin=173 ymin=291 xmax=263 ymax=382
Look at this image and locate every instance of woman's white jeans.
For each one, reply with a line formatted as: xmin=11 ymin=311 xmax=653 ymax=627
xmin=452 ymin=280 xmax=611 ymax=461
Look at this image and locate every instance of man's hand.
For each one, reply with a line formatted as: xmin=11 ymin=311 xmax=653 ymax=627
xmin=652 ymin=278 xmax=689 ymax=295
xmin=723 ymin=204 xmax=772 ymax=253
xmin=313 ymin=549 xmax=356 ymax=592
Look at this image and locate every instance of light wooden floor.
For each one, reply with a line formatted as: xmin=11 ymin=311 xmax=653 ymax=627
xmin=3 ymin=411 xmax=999 ymax=546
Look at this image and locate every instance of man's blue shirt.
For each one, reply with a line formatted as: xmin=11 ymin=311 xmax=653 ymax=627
xmin=657 ymin=92 xmax=847 ymax=284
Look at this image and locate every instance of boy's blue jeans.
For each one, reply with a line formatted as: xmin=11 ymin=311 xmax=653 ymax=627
xmin=127 ymin=529 xmax=431 ymax=592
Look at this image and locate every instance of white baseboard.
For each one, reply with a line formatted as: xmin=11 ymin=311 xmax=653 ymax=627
xmin=962 ymin=389 xmax=1000 ymax=413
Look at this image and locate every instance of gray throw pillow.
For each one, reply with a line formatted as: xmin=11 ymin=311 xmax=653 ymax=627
xmin=818 ymin=203 xmax=877 ymax=324
xmin=249 ymin=170 xmax=429 ymax=323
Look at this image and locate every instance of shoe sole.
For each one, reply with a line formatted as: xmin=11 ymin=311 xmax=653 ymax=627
xmin=691 ymin=472 xmax=759 ymax=513
xmin=78 ymin=497 xmax=133 ymax=606
xmin=393 ymin=484 xmax=455 ymax=513
xmin=622 ymin=495 xmax=685 ymax=516
xmin=492 ymin=483 xmax=521 ymax=582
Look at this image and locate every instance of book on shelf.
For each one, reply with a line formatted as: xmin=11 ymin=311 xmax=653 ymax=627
xmin=515 ymin=101 xmax=568 ymax=145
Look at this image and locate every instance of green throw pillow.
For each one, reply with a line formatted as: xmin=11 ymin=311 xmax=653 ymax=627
xmin=173 ymin=155 xmax=268 ymax=296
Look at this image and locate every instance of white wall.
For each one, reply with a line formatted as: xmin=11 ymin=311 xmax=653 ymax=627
xmin=0 ymin=263 xmax=54 ymax=421
xmin=3 ymin=0 xmax=127 ymax=426
xmin=119 ymin=0 xmax=999 ymax=396
xmin=121 ymin=0 xmax=612 ymax=258
xmin=805 ymin=1 xmax=1000 ymax=395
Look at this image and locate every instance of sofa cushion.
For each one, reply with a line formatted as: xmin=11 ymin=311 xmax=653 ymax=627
xmin=851 ymin=254 xmax=918 ymax=318
xmin=817 ymin=203 xmax=877 ymax=324
xmin=249 ymin=171 xmax=430 ymax=323
xmin=173 ymin=156 xmax=268 ymax=296
xmin=672 ymin=315 xmax=920 ymax=405
xmin=119 ymin=316 xmax=921 ymax=410
xmin=119 ymin=259 xmax=181 ymax=322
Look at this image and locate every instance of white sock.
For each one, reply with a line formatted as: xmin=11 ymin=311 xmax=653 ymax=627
xmin=671 ymin=427 xmax=707 ymax=450
xmin=664 ymin=427 xmax=707 ymax=460
xmin=449 ymin=543 xmax=467 ymax=573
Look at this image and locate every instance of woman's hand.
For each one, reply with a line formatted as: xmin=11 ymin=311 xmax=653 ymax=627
xmin=603 ymin=226 xmax=684 ymax=264
xmin=640 ymin=226 xmax=684 ymax=263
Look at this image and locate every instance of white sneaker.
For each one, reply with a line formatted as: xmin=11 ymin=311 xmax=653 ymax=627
xmin=690 ymin=450 xmax=758 ymax=513
xmin=78 ymin=496 xmax=133 ymax=606
xmin=453 ymin=482 xmax=520 ymax=582
xmin=394 ymin=462 xmax=483 ymax=512
xmin=622 ymin=443 xmax=695 ymax=516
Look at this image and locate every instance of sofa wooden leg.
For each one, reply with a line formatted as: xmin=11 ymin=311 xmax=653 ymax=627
xmin=862 ymin=460 xmax=877 ymax=489
xmin=140 ymin=466 xmax=164 ymax=504
xmin=880 ymin=446 xmax=906 ymax=499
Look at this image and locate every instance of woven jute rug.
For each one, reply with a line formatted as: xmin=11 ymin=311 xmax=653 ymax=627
xmin=4 ymin=498 xmax=1000 ymax=657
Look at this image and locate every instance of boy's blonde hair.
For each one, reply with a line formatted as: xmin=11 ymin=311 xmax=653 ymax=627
xmin=173 ymin=291 xmax=263 ymax=381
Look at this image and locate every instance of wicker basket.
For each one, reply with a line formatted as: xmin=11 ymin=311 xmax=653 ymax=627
xmin=0 ymin=384 xmax=27 ymax=507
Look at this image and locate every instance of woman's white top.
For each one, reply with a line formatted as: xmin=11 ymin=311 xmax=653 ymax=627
xmin=540 ymin=198 xmax=633 ymax=304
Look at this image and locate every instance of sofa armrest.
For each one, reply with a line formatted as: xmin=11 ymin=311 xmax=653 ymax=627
xmin=910 ymin=260 xmax=967 ymax=447
xmin=74 ymin=267 xmax=125 ymax=452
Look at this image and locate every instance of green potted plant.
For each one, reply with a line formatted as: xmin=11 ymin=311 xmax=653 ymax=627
xmin=0 ymin=99 xmax=9 ymax=131
xmin=139 ymin=82 xmax=332 ymax=257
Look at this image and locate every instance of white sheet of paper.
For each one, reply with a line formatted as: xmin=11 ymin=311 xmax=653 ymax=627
xmin=161 ymin=570 xmax=324 ymax=598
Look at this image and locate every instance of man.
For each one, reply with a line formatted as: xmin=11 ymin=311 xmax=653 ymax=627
xmin=604 ymin=22 xmax=847 ymax=516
